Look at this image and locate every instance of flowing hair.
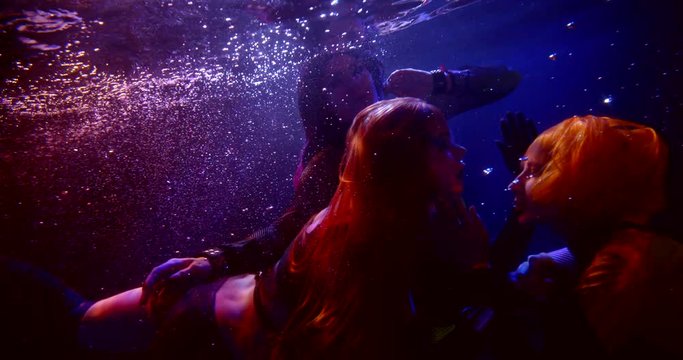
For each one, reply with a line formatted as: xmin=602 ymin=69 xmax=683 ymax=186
xmin=527 ymin=115 xmax=668 ymax=232
xmin=297 ymin=50 xmax=384 ymax=166
xmin=272 ymin=98 xmax=445 ymax=359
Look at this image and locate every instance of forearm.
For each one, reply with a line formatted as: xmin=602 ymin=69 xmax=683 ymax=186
xmin=79 ymin=288 xmax=156 ymax=352
xmin=205 ymin=225 xmax=285 ymax=275
xmin=385 ymin=66 xmax=521 ymax=119
xmin=203 ymin=207 xmax=311 ymax=276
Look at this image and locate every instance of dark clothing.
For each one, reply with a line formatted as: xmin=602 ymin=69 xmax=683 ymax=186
xmin=151 ymin=278 xmax=232 ymax=358
xmin=208 ymin=66 xmax=522 ymax=277
xmin=215 ymin=144 xmax=344 ymax=275
xmin=577 ymin=231 xmax=683 ymax=358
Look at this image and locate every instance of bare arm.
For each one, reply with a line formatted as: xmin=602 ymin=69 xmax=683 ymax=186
xmin=79 ymin=288 xmax=155 ymax=352
xmin=140 ymin=146 xmax=342 ymax=314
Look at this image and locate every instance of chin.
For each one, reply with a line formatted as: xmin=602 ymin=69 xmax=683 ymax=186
xmin=515 ymin=211 xmax=536 ymax=225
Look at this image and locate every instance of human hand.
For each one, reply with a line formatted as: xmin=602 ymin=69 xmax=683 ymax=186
xmin=384 ymin=68 xmax=432 ymax=99
xmin=510 ymin=251 xmax=571 ymax=302
xmin=435 ymin=197 xmax=490 ymax=270
xmin=495 ymin=112 xmax=538 ymax=175
xmin=140 ymin=257 xmax=212 ymax=308
xmin=454 ymin=199 xmax=490 ymax=270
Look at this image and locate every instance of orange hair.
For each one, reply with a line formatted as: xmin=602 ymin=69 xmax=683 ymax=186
xmin=528 ymin=115 xmax=668 ymax=230
xmin=273 ymin=98 xmax=446 ymax=359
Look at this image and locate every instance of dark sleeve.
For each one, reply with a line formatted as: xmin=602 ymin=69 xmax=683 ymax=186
xmin=426 ymin=67 xmax=520 ymax=120
xmin=209 ymin=147 xmax=342 ymax=275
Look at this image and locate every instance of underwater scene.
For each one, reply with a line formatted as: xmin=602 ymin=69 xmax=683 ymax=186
xmin=1 ymin=0 xmax=682 ymax=358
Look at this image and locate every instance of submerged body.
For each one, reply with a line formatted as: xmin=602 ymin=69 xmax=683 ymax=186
xmin=81 ymin=98 xmax=489 ymax=358
xmin=508 ymin=115 xmax=683 ymax=357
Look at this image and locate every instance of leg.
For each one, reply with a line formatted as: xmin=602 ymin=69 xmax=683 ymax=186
xmin=0 ymin=257 xmax=90 ymax=356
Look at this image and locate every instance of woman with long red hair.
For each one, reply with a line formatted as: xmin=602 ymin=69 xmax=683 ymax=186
xmin=79 ymin=97 xmax=487 ymax=358
xmin=263 ymin=96 xmax=483 ymax=358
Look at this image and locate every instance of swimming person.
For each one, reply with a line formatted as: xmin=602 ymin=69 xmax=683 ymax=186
xmin=507 ymin=115 xmax=683 ymax=357
xmin=139 ymin=49 xmax=521 ymax=315
xmin=79 ymin=97 xmax=490 ymax=358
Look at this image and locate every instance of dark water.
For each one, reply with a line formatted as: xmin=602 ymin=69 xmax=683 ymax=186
xmin=1 ymin=0 xmax=681 ymax=299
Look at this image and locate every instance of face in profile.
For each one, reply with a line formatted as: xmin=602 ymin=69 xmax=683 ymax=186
xmin=508 ymin=143 xmax=553 ymax=225
xmin=425 ymin=116 xmax=466 ymax=200
xmin=323 ymin=54 xmax=379 ymax=126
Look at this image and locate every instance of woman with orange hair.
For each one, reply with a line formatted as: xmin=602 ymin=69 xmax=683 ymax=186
xmin=508 ymin=115 xmax=683 ymax=357
xmin=79 ymin=97 xmax=488 ymax=358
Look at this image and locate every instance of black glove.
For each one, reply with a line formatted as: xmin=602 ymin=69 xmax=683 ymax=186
xmin=495 ymin=112 xmax=538 ymax=175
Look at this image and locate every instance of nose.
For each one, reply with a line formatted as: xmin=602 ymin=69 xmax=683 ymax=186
xmin=507 ymin=177 xmax=521 ymax=192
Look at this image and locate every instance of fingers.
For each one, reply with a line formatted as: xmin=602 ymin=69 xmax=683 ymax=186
xmin=500 ymin=112 xmax=531 ymax=142
xmin=510 ymin=112 xmax=538 ymax=145
xmin=384 ymin=69 xmax=411 ymax=95
xmin=469 ymin=205 xmax=490 ymax=245
xmin=526 ymin=253 xmax=557 ymax=277
xmin=140 ymin=258 xmax=212 ymax=322
xmin=500 ymin=112 xmax=514 ymax=141
xmin=140 ymin=258 xmax=195 ymax=305
xmin=452 ymin=200 xmax=486 ymax=227
xmin=514 ymin=112 xmax=535 ymax=143
xmin=513 ymin=112 xmax=525 ymax=139
xmin=385 ymin=68 xmax=432 ymax=98
xmin=513 ymin=111 xmax=526 ymax=124
xmin=512 ymin=112 xmax=528 ymax=144
xmin=501 ymin=112 xmax=532 ymax=146
xmin=511 ymin=253 xmax=560 ymax=301
xmin=468 ymin=205 xmax=482 ymax=228
xmin=383 ymin=72 xmax=398 ymax=95
xmin=515 ymin=260 xmax=530 ymax=275
xmin=168 ymin=257 xmax=212 ymax=283
xmin=147 ymin=258 xmax=195 ymax=285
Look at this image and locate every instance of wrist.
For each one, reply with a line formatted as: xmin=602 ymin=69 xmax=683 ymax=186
xmin=432 ymin=69 xmax=470 ymax=95
xmin=450 ymin=70 xmax=470 ymax=95
xmin=431 ymin=70 xmax=449 ymax=95
xmin=198 ymin=248 xmax=228 ymax=273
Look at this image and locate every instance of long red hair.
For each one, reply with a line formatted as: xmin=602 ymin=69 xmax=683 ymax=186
xmin=272 ymin=98 xmax=446 ymax=359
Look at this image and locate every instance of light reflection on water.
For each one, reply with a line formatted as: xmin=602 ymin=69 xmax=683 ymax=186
xmin=2 ymin=1 xmax=477 ymax=117
xmin=1 ymin=10 xmax=310 ymax=115
xmin=1 ymin=1 xmax=326 ymax=295
xmin=1 ymin=0 xmax=478 ymax=295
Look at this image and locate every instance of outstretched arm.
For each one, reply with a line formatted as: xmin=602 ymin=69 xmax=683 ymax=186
xmin=79 ymin=288 xmax=155 ymax=352
xmin=140 ymin=146 xmax=341 ymax=314
xmin=80 ymin=275 xmax=250 ymax=354
xmin=384 ymin=66 xmax=521 ymax=119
